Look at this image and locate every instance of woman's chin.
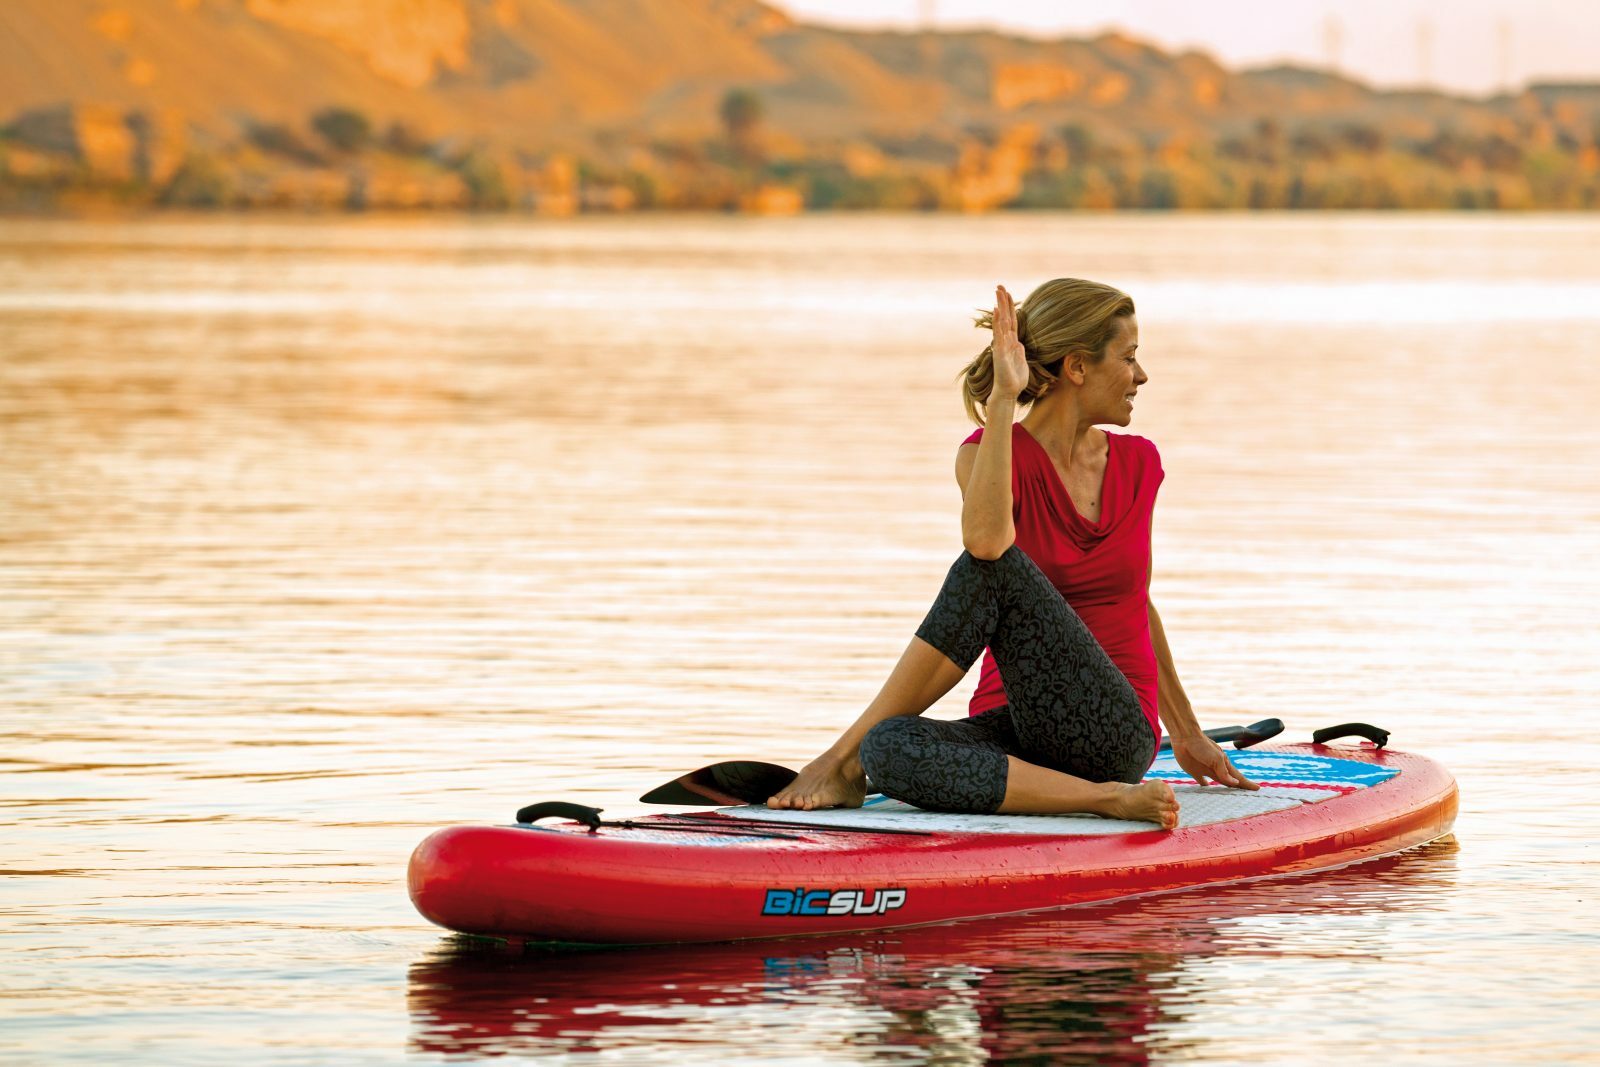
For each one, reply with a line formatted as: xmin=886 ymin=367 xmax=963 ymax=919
xmin=1097 ymin=407 xmax=1134 ymax=426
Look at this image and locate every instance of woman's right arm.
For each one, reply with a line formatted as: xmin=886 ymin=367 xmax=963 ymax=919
xmin=959 ymin=284 xmax=1028 ymax=558
xmin=957 ymin=397 xmax=1017 ymax=559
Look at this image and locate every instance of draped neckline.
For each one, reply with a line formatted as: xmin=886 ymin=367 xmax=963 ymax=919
xmin=1015 ymin=423 xmax=1115 ymax=532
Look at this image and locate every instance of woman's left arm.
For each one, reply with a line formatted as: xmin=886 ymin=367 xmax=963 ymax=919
xmin=1148 ymin=571 xmax=1259 ymax=789
xmin=1147 ymin=594 xmax=1199 ymax=739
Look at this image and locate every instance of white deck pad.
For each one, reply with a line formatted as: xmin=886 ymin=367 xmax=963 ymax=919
xmin=715 ymin=784 xmax=1323 ymax=836
xmin=712 ymin=749 xmax=1396 ymax=836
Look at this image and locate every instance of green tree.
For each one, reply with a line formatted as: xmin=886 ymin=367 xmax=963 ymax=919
xmin=1137 ymin=167 xmax=1178 ymax=208
xmin=1481 ymin=133 xmax=1522 ymax=172
xmin=248 ymin=122 xmax=324 ymax=165
xmin=1059 ymin=122 xmax=1096 ymax=165
xmin=622 ymin=168 xmax=661 ymax=209
xmin=160 ymin=152 xmax=233 ymax=208
xmin=1290 ymin=126 xmax=1336 ymax=161
xmin=457 ymin=150 xmax=509 ymax=210
xmin=381 ymin=120 xmax=431 ymax=156
xmin=1253 ymin=118 xmax=1284 ymax=165
xmin=1337 ymin=123 xmax=1385 ymax=157
xmin=719 ymin=89 xmax=764 ymax=163
xmin=1423 ymin=127 xmax=1470 ymax=168
xmin=312 ymin=107 xmax=373 ymax=153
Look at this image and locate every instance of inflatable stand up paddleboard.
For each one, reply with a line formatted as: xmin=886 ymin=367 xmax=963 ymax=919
xmin=408 ymin=723 xmax=1456 ymax=946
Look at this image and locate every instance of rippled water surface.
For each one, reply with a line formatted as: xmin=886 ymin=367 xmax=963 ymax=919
xmin=2 ymin=212 xmax=1597 ymax=1065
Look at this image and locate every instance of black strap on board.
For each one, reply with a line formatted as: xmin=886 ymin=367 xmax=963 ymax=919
xmin=514 ymin=800 xmax=603 ymax=831
xmin=1311 ymin=722 xmax=1390 ymax=749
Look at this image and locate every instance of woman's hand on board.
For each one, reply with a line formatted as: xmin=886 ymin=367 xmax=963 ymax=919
xmin=989 ymin=284 xmax=1028 ymax=406
xmin=1169 ymin=734 xmax=1260 ymax=791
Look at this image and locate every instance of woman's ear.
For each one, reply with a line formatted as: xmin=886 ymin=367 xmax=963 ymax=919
xmin=1060 ymin=350 xmax=1089 ymax=386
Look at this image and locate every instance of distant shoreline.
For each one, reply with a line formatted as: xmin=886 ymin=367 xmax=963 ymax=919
xmin=3 ymin=202 xmax=1594 ymax=219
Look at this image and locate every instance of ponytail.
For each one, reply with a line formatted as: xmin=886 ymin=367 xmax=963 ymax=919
xmin=958 ymin=279 xmax=1135 ymax=426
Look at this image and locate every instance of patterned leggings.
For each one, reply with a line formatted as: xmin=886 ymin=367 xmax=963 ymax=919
xmin=858 ymin=546 xmax=1155 ymax=814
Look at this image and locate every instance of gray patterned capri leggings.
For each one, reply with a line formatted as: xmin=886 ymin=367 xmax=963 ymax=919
xmin=858 ymin=546 xmax=1156 ymax=814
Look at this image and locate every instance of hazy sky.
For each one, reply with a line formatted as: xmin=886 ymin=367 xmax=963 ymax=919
xmin=777 ymin=0 xmax=1599 ymax=97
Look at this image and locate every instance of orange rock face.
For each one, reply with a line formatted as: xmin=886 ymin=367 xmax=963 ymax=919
xmin=1089 ymin=73 xmax=1131 ymax=106
xmin=737 ymin=183 xmax=803 ymax=215
xmin=992 ymin=63 xmax=1082 ymax=111
xmin=244 ymin=0 xmax=471 ymax=88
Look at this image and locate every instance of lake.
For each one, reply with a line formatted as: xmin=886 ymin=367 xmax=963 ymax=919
xmin=1 ymin=210 xmax=1596 ymax=1064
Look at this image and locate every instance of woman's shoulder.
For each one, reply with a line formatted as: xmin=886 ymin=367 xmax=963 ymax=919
xmin=963 ymin=425 xmax=1157 ymax=454
xmin=1107 ymin=429 xmax=1158 ymax=455
xmin=958 ymin=423 xmax=1025 ymax=447
xmin=1107 ymin=431 xmax=1164 ymax=478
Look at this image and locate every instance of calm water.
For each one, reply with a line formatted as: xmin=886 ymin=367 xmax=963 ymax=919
xmin=1 ymin=211 xmax=1597 ymax=1065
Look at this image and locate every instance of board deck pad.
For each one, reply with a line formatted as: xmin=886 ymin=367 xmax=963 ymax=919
xmin=712 ymin=747 xmax=1400 ymax=836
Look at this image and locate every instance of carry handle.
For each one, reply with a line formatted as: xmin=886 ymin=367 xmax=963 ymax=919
xmin=1311 ymin=722 xmax=1390 ymax=749
xmin=515 ymin=800 xmax=603 ymax=831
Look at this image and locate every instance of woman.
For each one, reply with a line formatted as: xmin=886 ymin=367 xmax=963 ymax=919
xmin=767 ymin=279 xmax=1257 ymax=828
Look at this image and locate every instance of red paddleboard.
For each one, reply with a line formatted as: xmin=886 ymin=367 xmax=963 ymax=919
xmin=407 ymin=742 xmax=1456 ymax=946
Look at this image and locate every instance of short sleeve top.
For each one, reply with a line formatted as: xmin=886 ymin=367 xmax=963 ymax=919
xmin=961 ymin=423 xmax=1166 ymax=743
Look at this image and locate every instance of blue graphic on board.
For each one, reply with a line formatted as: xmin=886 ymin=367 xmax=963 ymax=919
xmin=761 ymin=887 xmax=907 ymax=916
xmin=1146 ymin=750 xmax=1398 ymax=787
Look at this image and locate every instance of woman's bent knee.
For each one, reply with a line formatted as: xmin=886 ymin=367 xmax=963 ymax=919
xmin=859 ymin=718 xmax=1008 ymax=815
xmin=858 ymin=718 xmax=916 ymax=783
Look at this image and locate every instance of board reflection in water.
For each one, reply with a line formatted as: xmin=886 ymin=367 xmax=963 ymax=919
xmin=407 ymin=840 xmax=1457 ymax=1064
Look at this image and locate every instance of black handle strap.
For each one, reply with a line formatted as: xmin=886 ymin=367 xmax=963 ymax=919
xmin=515 ymin=800 xmax=603 ymax=831
xmin=1311 ymin=722 xmax=1390 ymax=749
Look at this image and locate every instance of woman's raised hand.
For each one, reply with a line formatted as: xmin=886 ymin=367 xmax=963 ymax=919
xmin=989 ymin=285 xmax=1028 ymax=406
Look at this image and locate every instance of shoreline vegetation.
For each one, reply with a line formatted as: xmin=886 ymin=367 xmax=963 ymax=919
xmin=4 ymin=93 xmax=1599 ymax=216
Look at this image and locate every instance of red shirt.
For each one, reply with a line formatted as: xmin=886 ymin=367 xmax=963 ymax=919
xmin=962 ymin=423 xmax=1165 ymax=746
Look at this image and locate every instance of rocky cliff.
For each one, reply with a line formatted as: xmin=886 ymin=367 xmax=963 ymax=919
xmin=2 ymin=0 xmax=1596 ymax=212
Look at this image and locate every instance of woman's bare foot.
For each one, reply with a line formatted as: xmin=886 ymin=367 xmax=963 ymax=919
xmin=1105 ymin=780 xmax=1179 ymax=830
xmin=767 ymin=754 xmax=867 ymax=810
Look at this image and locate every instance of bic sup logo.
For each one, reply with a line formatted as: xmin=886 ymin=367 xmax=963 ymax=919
xmin=762 ymin=887 xmax=907 ymax=916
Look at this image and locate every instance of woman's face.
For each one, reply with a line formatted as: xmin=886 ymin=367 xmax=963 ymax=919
xmin=1088 ymin=314 xmax=1147 ymax=425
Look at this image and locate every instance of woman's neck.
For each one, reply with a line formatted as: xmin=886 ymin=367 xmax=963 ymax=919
xmin=1020 ymin=392 xmax=1102 ymax=468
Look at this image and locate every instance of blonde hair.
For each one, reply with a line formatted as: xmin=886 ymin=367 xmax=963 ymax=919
xmin=960 ymin=278 xmax=1136 ymax=426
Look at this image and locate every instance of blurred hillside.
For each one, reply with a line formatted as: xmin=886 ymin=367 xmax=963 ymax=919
xmin=2 ymin=0 xmax=1598 ymax=212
